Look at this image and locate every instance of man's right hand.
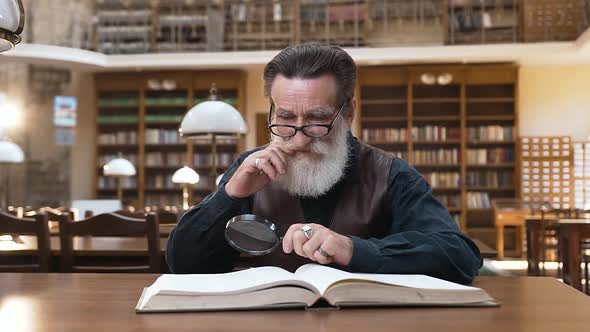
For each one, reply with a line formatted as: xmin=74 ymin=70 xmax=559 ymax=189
xmin=224 ymin=143 xmax=295 ymax=199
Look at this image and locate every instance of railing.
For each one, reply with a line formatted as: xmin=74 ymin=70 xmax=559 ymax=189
xmin=81 ymin=0 xmax=590 ymax=54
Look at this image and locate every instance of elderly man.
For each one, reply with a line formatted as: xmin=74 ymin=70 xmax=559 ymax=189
xmin=167 ymin=44 xmax=481 ymax=284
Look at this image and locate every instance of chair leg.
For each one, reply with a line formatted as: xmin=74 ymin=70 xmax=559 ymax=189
xmin=584 ymin=254 xmax=589 ymax=295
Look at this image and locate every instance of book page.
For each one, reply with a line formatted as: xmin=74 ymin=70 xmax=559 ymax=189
xmin=294 ymin=264 xmax=356 ymax=295
xmin=294 ymin=264 xmax=480 ymax=295
xmin=140 ymin=266 xmax=295 ymax=308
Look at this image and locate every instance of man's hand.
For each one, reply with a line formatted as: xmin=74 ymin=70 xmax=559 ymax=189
xmin=283 ymin=223 xmax=353 ymax=266
xmin=225 ymin=143 xmax=295 ymax=198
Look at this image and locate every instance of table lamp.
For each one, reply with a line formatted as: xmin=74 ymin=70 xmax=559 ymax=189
xmin=0 ymin=0 xmax=25 ymax=52
xmin=179 ymin=83 xmax=247 ymax=191
xmin=103 ymin=155 xmax=136 ymax=204
xmin=0 ymin=139 xmax=24 ymax=210
xmin=172 ymin=166 xmax=200 ymax=210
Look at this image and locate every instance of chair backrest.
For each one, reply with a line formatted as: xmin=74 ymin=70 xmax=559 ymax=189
xmin=58 ymin=212 xmax=160 ymax=273
xmin=113 ymin=210 xmax=146 ymax=219
xmin=157 ymin=209 xmax=179 ymax=224
xmin=0 ymin=211 xmax=51 ymax=272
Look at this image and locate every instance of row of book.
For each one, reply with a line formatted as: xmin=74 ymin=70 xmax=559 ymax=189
xmin=467 ymin=125 xmax=514 ymax=141
xmin=98 ymin=154 xmax=138 ymax=166
xmin=361 ymin=128 xmax=406 ymax=142
xmin=145 ymin=152 xmax=186 ymax=166
xmin=411 ymin=126 xmax=460 ymax=142
xmin=145 ymin=115 xmax=184 ymax=122
xmin=466 ymin=171 xmax=514 ymax=187
xmin=98 ymin=131 xmax=138 ymax=145
xmin=435 ymin=194 xmax=461 ymax=209
xmin=466 ymin=148 xmax=514 ymax=164
xmin=145 ymin=97 xmax=188 ymax=106
xmin=466 ymin=192 xmax=491 ymax=209
xmin=413 ymin=149 xmax=459 ymax=164
xmin=363 ymin=125 xmax=513 ymax=143
xmin=145 ymin=175 xmax=176 ymax=189
xmin=145 ymin=129 xmax=181 ymax=144
xmin=98 ymin=115 xmax=139 ymax=123
xmin=422 ymin=172 xmax=460 ymax=188
xmin=194 ymin=153 xmax=235 ymax=167
xmin=97 ymin=176 xmax=137 ymax=190
xmin=98 ymin=98 xmax=139 ymax=107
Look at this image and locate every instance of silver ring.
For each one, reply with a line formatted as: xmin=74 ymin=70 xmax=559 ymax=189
xmin=317 ymin=247 xmax=330 ymax=257
xmin=301 ymin=225 xmax=313 ymax=239
xmin=255 ymin=157 xmax=261 ymax=168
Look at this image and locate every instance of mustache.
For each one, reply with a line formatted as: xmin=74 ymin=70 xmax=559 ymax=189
xmin=279 ymin=137 xmax=333 ymax=155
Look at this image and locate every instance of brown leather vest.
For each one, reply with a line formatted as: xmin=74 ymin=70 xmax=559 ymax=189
xmin=251 ymin=141 xmax=394 ymax=272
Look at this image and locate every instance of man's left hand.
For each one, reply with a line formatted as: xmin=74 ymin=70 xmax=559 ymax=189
xmin=283 ymin=223 xmax=353 ymax=266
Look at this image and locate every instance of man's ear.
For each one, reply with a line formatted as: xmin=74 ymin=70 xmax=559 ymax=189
xmin=346 ymin=98 xmax=356 ymax=127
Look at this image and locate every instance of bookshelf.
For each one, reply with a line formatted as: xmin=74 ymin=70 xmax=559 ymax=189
xmin=448 ymin=0 xmax=519 ymax=45
xmin=224 ymin=0 xmax=296 ymax=51
xmin=358 ymin=64 xmax=518 ymax=249
xmin=95 ymin=71 xmax=245 ymax=209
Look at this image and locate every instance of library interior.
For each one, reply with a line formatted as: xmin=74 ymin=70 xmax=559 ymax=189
xmin=0 ymin=0 xmax=590 ymax=331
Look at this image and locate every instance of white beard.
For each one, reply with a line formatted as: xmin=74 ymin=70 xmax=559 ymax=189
xmin=275 ymin=120 xmax=350 ymax=198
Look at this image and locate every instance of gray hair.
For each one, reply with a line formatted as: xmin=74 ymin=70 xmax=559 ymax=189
xmin=263 ymin=43 xmax=356 ymax=114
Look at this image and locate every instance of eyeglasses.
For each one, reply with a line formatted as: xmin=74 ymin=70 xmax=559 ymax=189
xmin=267 ymin=102 xmax=345 ymax=138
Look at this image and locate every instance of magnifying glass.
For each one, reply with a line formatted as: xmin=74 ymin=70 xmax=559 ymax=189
xmin=225 ymin=214 xmax=282 ymax=255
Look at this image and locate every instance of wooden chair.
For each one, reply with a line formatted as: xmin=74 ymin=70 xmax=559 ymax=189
xmin=157 ymin=209 xmax=179 ymax=224
xmin=113 ymin=210 xmax=147 ymax=219
xmin=0 ymin=211 xmax=51 ymax=272
xmin=58 ymin=212 xmax=160 ymax=273
xmin=493 ymin=198 xmax=530 ymax=259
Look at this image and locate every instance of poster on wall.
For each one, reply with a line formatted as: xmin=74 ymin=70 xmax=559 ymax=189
xmin=54 ymin=96 xmax=77 ymax=145
xmin=54 ymin=96 xmax=77 ymax=128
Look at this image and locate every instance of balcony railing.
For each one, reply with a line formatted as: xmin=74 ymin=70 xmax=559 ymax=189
xmin=83 ymin=0 xmax=590 ymax=54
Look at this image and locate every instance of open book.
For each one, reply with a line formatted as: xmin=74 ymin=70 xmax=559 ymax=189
xmin=136 ymin=264 xmax=497 ymax=312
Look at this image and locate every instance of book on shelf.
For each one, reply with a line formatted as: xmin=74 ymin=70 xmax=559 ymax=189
xmin=362 ymin=128 xmax=407 ymax=142
xmin=467 ymin=148 xmax=514 ymax=164
xmin=135 ymin=263 xmax=497 ymax=313
xmin=413 ymin=149 xmax=459 ymax=164
xmin=145 ymin=129 xmax=181 ymax=144
xmin=98 ymin=115 xmax=139 ymax=123
xmin=412 ymin=126 xmax=460 ymax=141
xmin=467 ymin=192 xmax=491 ymax=209
xmin=467 ymin=170 xmax=514 ymax=187
xmin=468 ymin=125 xmax=514 ymax=141
xmin=422 ymin=172 xmax=460 ymax=188
xmin=98 ymin=131 xmax=138 ymax=145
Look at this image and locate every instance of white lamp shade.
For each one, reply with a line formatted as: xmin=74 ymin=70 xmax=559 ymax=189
xmin=0 ymin=0 xmax=24 ymax=52
xmin=172 ymin=166 xmax=199 ymax=184
xmin=103 ymin=158 xmax=136 ymax=176
xmin=179 ymin=100 xmax=247 ymax=136
xmin=0 ymin=140 xmax=24 ymax=163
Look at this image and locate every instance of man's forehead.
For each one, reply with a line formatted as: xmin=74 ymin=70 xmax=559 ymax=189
xmin=270 ymin=74 xmax=337 ymax=104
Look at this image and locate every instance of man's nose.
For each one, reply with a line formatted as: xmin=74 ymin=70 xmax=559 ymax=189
xmin=290 ymin=129 xmax=313 ymax=149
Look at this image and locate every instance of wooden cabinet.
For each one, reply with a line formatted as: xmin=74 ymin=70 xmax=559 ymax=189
xmin=95 ymin=70 xmax=245 ymax=209
xmin=359 ymin=64 xmax=519 ymax=250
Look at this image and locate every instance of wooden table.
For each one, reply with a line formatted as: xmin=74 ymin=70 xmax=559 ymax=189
xmin=0 ymin=274 xmax=589 ymax=332
xmin=559 ymin=219 xmax=590 ymax=292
